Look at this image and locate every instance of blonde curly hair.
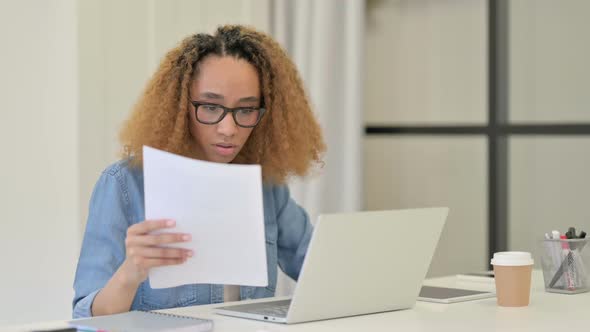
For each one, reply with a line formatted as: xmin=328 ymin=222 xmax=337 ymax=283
xmin=119 ymin=25 xmax=325 ymax=184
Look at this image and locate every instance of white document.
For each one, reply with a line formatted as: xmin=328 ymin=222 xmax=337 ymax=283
xmin=143 ymin=146 xmax=268 ymax=289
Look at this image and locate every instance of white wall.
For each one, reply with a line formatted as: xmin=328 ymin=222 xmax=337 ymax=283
xmin=365 ymin=137 xmax=488 ymax=277
xmin=1 ymin=0 xmax=270 ymax=326
xmin=0 ymin=0 xmax=79 ymax=325
xmin=508 ymin=0 xmax=590 ymax=253
xmin=363 ymin=0 xmax=488 ymax=276
xmin=509 ymin=0 xmax=590 ymax=123
xmin=510 ymin=138 xmax=590 ymax=255
xmin=365 ymin=0 xmax=487 ymax=125
xmin=365 ymin=0 xmax=590 ymax=275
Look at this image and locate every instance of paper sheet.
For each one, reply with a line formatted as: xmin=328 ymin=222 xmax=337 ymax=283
xmin=143 ymin=146 xmax=267 ymax=289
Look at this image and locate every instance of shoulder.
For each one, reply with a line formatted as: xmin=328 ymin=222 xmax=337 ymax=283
xmin=94 ymin=159 xmax=144 ymax=200
xmin=89 ymin=159 xmax=145 ymax=222
xmin=102 ymin=159 xmax=142 ymax=178
xmin=263 ymin=182 xmax=291 ymax=209
xmin=100 ymin=159 xmax=143 ymax=187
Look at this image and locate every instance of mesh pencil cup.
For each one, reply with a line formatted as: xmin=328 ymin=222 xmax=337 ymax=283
xmin=540 ymin=238 xmax=590 ymax=294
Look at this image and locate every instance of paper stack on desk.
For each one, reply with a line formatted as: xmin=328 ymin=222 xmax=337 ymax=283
xmin=143 ymin=146 xmax=268 ymax=289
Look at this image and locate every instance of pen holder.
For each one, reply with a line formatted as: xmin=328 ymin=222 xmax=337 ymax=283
xmin=540 ymin=238 xmax=590 ymax=294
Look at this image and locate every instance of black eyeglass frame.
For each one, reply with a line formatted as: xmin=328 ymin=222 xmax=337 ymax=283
xmin=190 ymin=101 xmax=266 ymax=128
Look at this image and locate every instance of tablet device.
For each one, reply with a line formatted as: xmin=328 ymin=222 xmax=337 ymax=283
xmin=456 ymin=271 xmax=495 ymax=283
xmin=417 ymin=286 xmax=495 ymax=304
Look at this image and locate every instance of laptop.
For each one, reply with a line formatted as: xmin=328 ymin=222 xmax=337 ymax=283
xmin=215 ymin=207 xmax=449 ymax=324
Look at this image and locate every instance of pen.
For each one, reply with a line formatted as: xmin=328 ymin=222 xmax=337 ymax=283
xmin=549 ymin=230 xmax=563 ymax=287
xmin=548 ymin=236 xmax=574 ymax=289
xmin=562 ymin=235 xmax=575 ymax=290
xmin=545 ymin=231 xmax=561 ymax=281
xmin=568 ymin=227 xmax=577 ymax=238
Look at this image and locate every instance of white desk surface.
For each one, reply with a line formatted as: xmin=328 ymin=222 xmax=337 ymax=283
xmin=8 ymin=271 xmax=589 ymax=332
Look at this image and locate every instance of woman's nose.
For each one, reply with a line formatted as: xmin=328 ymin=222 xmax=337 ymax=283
xmin=216 ymin=112 xmax=239 ymax=137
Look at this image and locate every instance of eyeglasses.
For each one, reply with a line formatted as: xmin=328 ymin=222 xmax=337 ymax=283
xmin=191 ymin=101 xmax=266 ymax=128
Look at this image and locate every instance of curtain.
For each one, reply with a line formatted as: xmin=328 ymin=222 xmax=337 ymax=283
xmin=271 ymin=0 xmax=365 ymax=296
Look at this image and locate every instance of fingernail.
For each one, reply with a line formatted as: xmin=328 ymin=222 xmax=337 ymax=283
xmin=186 ymin=250 xmax=193 ymax=257
xmin=166 ymin=220 xmax=175 ymax=226
xmin=182 ymin=234 xmax=191 ymax=241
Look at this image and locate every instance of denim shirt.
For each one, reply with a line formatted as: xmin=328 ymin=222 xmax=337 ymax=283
xmin=72 ymin=159 xmax=313 ymax=318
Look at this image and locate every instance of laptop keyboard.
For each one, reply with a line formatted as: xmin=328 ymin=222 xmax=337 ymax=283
xmin=221 ymin=299 xmax=291 ymax=318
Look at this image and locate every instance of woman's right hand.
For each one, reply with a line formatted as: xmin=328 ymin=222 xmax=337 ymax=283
xmin=121 ymin=219 xmax=193 ymax=286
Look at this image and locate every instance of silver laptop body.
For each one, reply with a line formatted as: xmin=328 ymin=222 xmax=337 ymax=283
xmin=215 ymin=207 xmax=448 ymax=324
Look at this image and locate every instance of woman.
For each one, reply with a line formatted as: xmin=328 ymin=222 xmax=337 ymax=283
xmin=73 ymin=25 xmax=325 ymax=318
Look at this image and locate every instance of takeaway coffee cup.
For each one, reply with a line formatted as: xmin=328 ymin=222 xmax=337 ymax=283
xmin=491 ymin=251 xmax=534 ymax=307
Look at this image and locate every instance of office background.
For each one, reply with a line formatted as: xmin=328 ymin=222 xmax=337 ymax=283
xmin=1 ymin=0 xmax=589 ymax=326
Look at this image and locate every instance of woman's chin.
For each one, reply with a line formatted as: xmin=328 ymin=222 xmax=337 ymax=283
xmin=206 ymin=152 xmax=236 ymax=164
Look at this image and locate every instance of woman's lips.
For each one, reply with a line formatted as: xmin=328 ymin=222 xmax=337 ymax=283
xmin=213 ymin=143 xmax=237 ymax=156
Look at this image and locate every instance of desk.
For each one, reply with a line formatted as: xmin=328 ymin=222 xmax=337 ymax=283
xmin=9 ymin=271 xmax=589 ymax=332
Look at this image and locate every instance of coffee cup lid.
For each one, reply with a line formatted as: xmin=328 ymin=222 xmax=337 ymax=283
xmin=490 ymin=251 xmax=534 ymax=266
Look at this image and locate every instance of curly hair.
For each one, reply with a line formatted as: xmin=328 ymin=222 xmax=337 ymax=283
xmin=119 ymin=25 xmax=325 ymax=184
